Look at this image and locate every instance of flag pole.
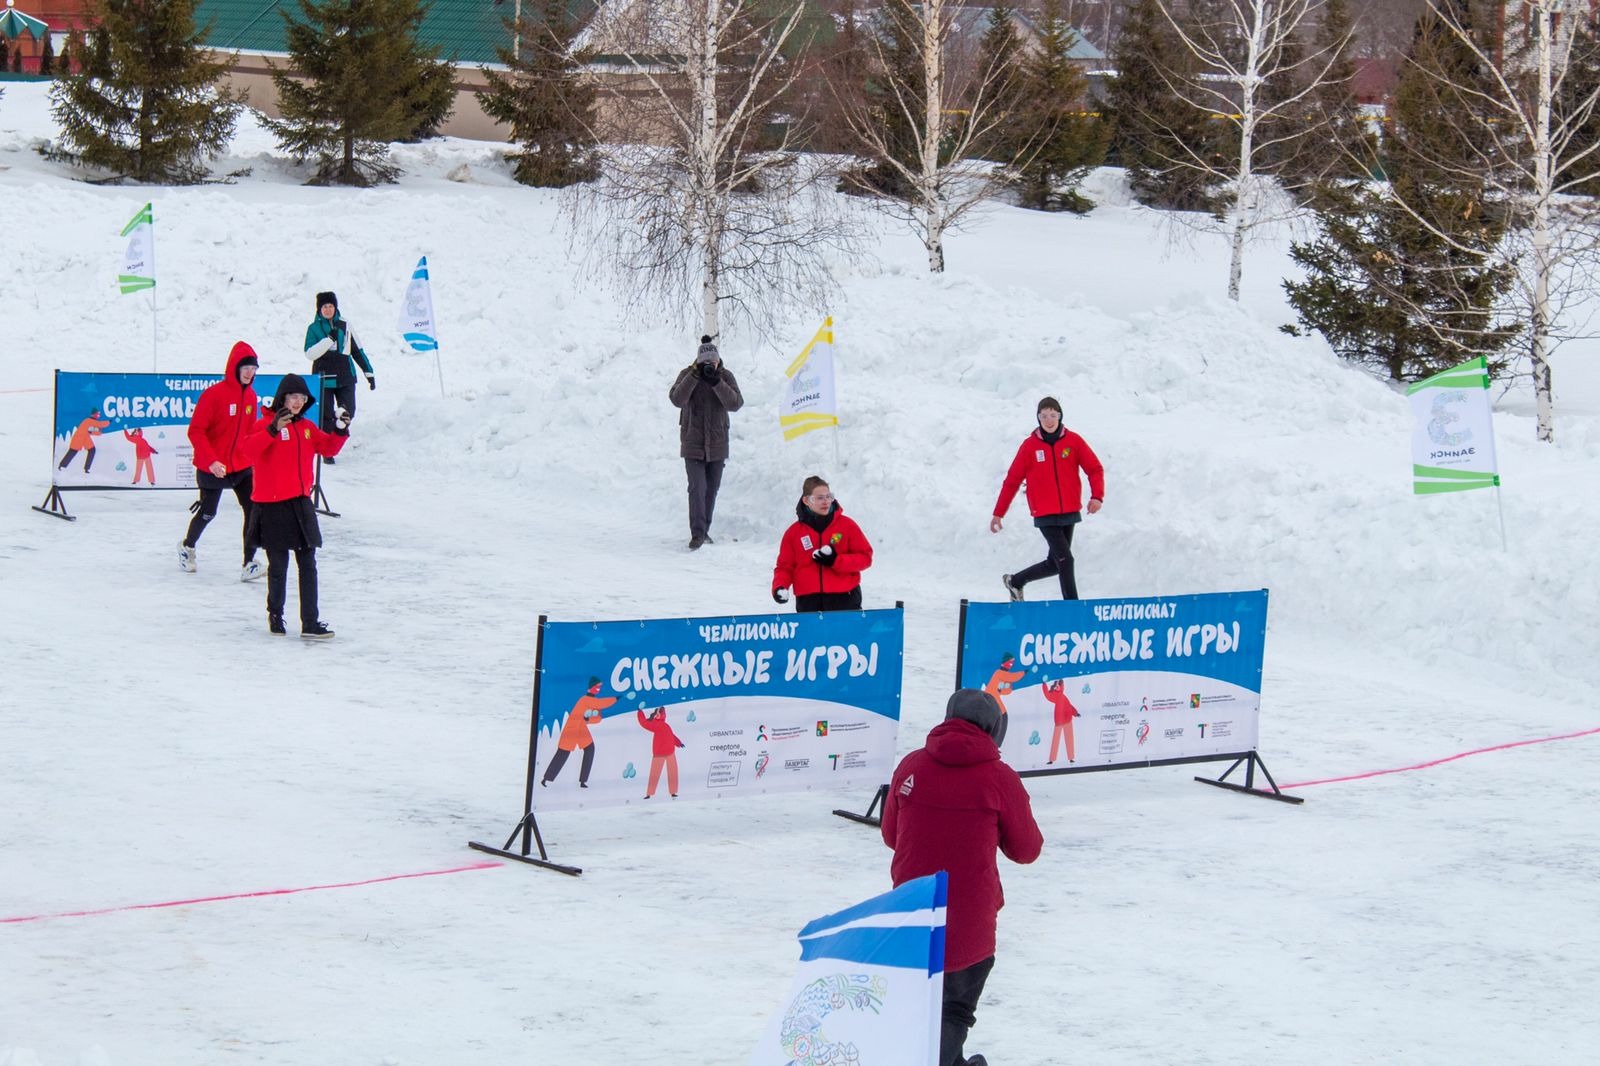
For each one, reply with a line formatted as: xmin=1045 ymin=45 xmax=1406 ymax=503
xmin=1494 ymin=485 xmax=1508 ymax=552
xmin=151 ymin=279 xmax=159 ymax=373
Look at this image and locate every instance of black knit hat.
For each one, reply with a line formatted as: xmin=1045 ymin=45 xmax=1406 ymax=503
xmin=316 ymin=291 xmax=338 ymax=312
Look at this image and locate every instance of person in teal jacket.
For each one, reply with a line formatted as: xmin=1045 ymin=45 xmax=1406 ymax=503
xmin=304 ymin=291 xmax=375 ymax=449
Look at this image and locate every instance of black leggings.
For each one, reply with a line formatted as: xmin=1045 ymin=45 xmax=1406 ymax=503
xmin=1013 ymin=523 xmax=1078 ymax=599
xmin=940 ymin=955 xmax=996 ymax=1066
xmin=542 ymin=744 xmax=596 ymax=785
xmin=184 ymin=473 xmax=256 ymax=563
xmin=266 ymin=546 xmax=319 ymax=627
xmin=321 ymin=380 xmax=356 ymax=433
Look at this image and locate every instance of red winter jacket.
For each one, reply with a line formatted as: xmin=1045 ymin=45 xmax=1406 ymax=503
xmin=187 ymin=342 xmax=263 ymax=475
xmin=772 ymin=503 xmax=873 ymax=598
xmin=993 ymin=428 xmax=1105 ymax=520
xmin=881 ymin=718 xmax=1044 ymax=971
xmin=637 ymin=709 xmax=684 ymax=756
xmin=238 ymin=413 xmax=345 ymax=503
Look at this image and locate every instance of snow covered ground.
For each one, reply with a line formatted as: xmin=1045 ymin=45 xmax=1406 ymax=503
xmin=2 ymin=82 xmax=1598 ymax=1065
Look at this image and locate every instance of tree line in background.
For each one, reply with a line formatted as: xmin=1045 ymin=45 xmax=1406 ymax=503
xmin=31 ymin=0 xmax=1600 ymax=441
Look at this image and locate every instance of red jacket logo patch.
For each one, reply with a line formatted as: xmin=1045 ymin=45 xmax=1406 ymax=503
xmin=899 ymin=773 xmax=915 ymax=797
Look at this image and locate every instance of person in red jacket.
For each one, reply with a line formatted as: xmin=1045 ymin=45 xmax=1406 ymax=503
xmin=180 ymin=342 xmax=266 ymax=580
xmin=123 ymin=428 xmax=159 ymax=485
xmin=636 ymin=706 xmax=686 ymax=798
xmin=771 ymin=476 xmax=873 ymax=612
xmin=237 ymin=374 xmax=348 ymax=639
xmin=991 ymin=396 xmax=1105 ymax=601
xmin=881 ymin=689 xmax=1043 ymax=1066
xmin=1042 ymin=678 xmax=1080 ymax=764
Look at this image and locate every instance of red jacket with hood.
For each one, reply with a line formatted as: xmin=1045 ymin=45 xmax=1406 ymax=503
xmin=237 ymin=374 xmax=346 ymax=503
xmin=994 ymin=427 xmax=1105 ymax=520
xmin=772 ymin=502 xmax=873 ymax=597
xmin=187 ymin=342 xmax=262 ymax=474
xmin=881 ymin=718 xmax=1044 ymax=971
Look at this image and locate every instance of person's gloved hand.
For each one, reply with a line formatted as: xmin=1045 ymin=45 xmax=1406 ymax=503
xmin=812 ymin=545 xmax=836 ymax=567
xmin=773 ymin=587 xmax=790 ymax=604
xmin=676 ymin=739 xmax=685 ymax=749
xmin=365 ymin=374 xmax=376 ymax=391
xmin=333 ymin=411 xmax=352 ymax=435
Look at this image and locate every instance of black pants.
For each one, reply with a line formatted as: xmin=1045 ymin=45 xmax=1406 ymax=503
xmin=795 ymin=588 xmax=863 ymax=613
xmin=266 ymin=546 xmax=319 ymax=628
xmin=542 ymin=744 xmax=596 ymax=785
xmin=57 ymin=446 xmax=96 ymax=472
xmin=684 ymin=459 xmax=725 ymax=538
xmin=941 ymin=956 xmax=996 ymax=1066
xmin=184 ymin=471 xmax=256 ymax=563
xmin=1013 ymin=523 xmax=1078 ymax=599
xmin=320 ymin=379 xmax=356 ymax=434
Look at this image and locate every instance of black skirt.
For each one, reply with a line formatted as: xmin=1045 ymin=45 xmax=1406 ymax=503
xmin=248 ymin=497 xmax=322 ymax=552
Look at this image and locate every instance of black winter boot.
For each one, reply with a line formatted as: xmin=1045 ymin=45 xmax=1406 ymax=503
xmin=268 ymin=613 xmax=286 ymax=636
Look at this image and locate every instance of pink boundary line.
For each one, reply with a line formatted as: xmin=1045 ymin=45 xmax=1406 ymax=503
xmin=1281 ymin=725 xmax=1600 ymax=791
xmin=1 ymin=860 xmax=503 ymax=926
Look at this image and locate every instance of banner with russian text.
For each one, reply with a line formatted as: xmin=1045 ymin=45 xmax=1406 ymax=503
xmin=532 ymin=607 xmax=903 ymax=812
xmin=780 ymin=317 xmax=838 ymax=441
xmin=958 ymin=591 xmax=1268 ymax=770
xmin=1408 ymin=356 xmax=1501 ymax=494
xmin=749 ymin=873 xmax=945 ymax=1066
xmin=50 ymin=371 xmax=321 ymax=491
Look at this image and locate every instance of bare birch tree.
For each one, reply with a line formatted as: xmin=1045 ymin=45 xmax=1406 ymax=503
xmin=574 ymin=0 xmax=858 ymax=337
xmin=1156 ymin=0 xmax=1354 ymax=300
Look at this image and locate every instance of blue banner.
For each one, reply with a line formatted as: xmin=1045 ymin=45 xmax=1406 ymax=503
xmin=533 ymin=608 xmax=904 ymax=811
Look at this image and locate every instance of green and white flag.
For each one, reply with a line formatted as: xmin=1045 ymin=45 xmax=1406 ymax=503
xmin=1408 ymin=356 xmax=1500 ymax=495
xmin=119 ymin=202 xmax=155 ymax=295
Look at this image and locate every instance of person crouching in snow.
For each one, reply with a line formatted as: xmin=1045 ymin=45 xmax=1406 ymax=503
xmin=771 ymin=476 xmax=873 ymax=612
xmin=637 ymin=707 xmax=686 ymax=798
xmin=238 ymin=374 xmax=348 ymax=639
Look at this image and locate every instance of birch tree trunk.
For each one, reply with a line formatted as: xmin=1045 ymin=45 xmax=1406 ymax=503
xmin=1531 ymin=2 xmax=1556 ymax=442
xmin=922 ymin=0 xmax=946 ymax=273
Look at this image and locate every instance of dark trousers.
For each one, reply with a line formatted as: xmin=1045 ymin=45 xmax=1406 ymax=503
xmin=57 ymin=446 xmax=96 ymax=472
xmin=941 ymin=956 xmax=996 ymax=1066
xmin=542 ymin=744 xmax=596 ymax=785
xmin=320 ymin=380 xmax=356 ymax=434
xmin=184 ymin=472 xmax=256 ymax=563
xmin=266 ymin=546 xmax=319 ymax=628
xmin=795 ymin=588 xmax=863 ymax=613
xmin=1013 ymin=523 xmax=1078 ymax=599
xmin=684 ymin=458 xmax=725 ymax=538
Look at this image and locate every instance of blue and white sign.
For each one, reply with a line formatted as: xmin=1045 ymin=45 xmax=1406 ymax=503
xmin=959 ymin=591 xmax=1269 ymax=769
xmin=749 ymin=873 xmax=946 ymax=1066
xmin=532 ymin=608 xmax=904 ymax=811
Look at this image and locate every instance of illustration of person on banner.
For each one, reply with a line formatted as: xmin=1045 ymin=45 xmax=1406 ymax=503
xmin=239 ymin=374 xmax=349 ymax=639
xmin=57 ymin=409 xmax=109 ymax=474
xmin=179 ymin=342 xmax=266 ymax=580
xmin=772 ymin=476 xmax=873 ymax=612
xmin=1041 ymin=678 xmax=1080 ymax=764
xmin=669 ymin=335 xmax=744 ymax=550
xmin=122 ymin=428 xmax=158 ymax=485
xmin=881 ymin=690 xmax=1043 ymax=1066
xmin=982 ymin=653 xmax=1025 ymax=747
xmin=991 ymin=396 xmax=1105 ymax=602
xmin=304 ymin=290 xmax=375 ymax=454
xmin=636 ymin=706 xmax=686 ymax=799
xmin=541 ymin=677 xmax=616 ymax=789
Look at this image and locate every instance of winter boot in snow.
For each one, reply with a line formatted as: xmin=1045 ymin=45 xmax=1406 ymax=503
xmin=703 ymin=534 xmax=715 ymax=545
xmin=966 ymin=1056 xmax=989 ymax=1066
xmin=1002 ymin=573 xmax=1024 ymax=601
xmin=268 ymin=613 xmax=286 ymax=636
xmin=241 ymin=558 xmax=266 ymax=582
xmin=301 ymin=621 xmax=335 ymax=641
xmin=688 ymin=534 xmax=706 ymax=551
xmin=179 ymin=541 xmax=197 ymax=573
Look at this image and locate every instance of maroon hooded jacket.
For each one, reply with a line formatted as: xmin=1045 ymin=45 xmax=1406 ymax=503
xmin=880 ymin=718 xmax=1044 ymax=971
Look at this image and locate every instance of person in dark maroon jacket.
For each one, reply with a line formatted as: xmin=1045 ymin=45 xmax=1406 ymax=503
xmin=238 ymin=374 xmax=348 ymax=639
xmin=179 ymin=341 xmax=266 ymax=580
xmin=771 ymin=475 xmax=873 ymax=612
xmin=991 ymin=395 xmax=1105 ymax=601
xmin=881 ymin=689 xmax=1044 ymax=1066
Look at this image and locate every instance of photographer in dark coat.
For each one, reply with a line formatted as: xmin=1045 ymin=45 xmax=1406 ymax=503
xmin=668 ymin=336 xmax=744 ymax=550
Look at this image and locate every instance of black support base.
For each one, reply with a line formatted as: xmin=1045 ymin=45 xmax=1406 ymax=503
xmin=833 ymin=783 xmax=889 ymax=828
xmin=32 ymin=486 xmax=74 ymax=521
xmin=468 ymin=812 xmax=581 ymax=876
xmin=1195 ymin=752 xmax=1303 ymax=804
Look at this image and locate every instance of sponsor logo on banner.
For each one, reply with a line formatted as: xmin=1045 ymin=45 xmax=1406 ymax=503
xmin=1190 ymin=693 xmax=1202 ymax=708
xmin=816 ymin=721 xmax=829 ymax=736
xmin=1136 ymin=721 xmax=1150 ymax=746
xmin=708 ymin=761 xmax=741 ymax=787
xmin=754 ymin=753 xmax=770 ymax=778
xmin=1099 ymin=729 xmax=1126 ymax=755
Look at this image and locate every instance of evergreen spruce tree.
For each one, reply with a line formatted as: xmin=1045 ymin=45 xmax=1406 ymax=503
xmin=1554 ymin=14 xmax=1600 ymax=197
xmin=846 ymin=2 xmax=925 ymax=199
xmin=49 ymin=0 xmax=241 ymax=183
xmin=1105 ymin=0 xmax=1229 ymax=212
xmin=1009 ymin=0 xmax=1107 ymax=212
xmin=39 ymin=34 xmax=55 ymax=77
xmin=1283 ymin=2 xmax=1519 ymax=382
xmin=478 ymin=0 xmax=599 ymax=187
xmin=0 ymin=38 xmax=10 ymax=75
xmin=56 ymin=32 xmax=74 ymax=76
xmin=11 ymin=47 xmax=22 ymax=72
xmin=971 ymin=5 xmax=1026 ymax=165
xmin=265 ymin=0 xmax=455 ymax=186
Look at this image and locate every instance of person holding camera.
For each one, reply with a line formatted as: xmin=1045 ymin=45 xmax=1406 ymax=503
xmin=771 ymin=475 xmax=873 ymax=612
xmin=303 ymin=291 xmax=375 ymax=451
xmin=238 ymin=374 xmax=349 ymax=639
xmin=669 ymin=336 xmax=743 ymax=550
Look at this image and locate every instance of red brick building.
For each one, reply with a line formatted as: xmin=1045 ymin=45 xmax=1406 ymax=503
xmin=3 ymin=0 xmax=96 ymax=73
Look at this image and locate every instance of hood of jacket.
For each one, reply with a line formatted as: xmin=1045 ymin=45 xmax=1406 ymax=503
xmin=924 ymin=718 xmax=1002 ymax=767
xmin=225 ymin=341 xmax=259 ymax=387
xmin=270 ymin=373 xmax=316 ymax=417
xmin=796 ymin=499 xmax=842 ymax=532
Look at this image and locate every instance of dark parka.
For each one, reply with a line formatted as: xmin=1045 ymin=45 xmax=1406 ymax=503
xmin=669 ymin=365 xmax=744 ymax=462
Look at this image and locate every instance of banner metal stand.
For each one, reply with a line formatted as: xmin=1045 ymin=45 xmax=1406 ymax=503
xmin=832 ymin=601 xmax=904 ymax=828
xmin=468 ymin=614 xmax=583 ymax=876
xmin=312 ymin=456 xmax=340 ymax=518
xmin=32 ymin=486 xmax=74 ymax=521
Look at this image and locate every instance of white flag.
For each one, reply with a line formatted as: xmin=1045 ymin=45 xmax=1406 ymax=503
xmin=397 ymin=255 xmax=438 ymax=351
xmin=749 ymin=873 xmax=945 ymax=1066
xmin=781 ymin=317 xmax=838 ymax=442
xmin=119 ymin=202 xmax=155 ymax=295
xmin=1408 ymin=356 xmax=1500 ymax=494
